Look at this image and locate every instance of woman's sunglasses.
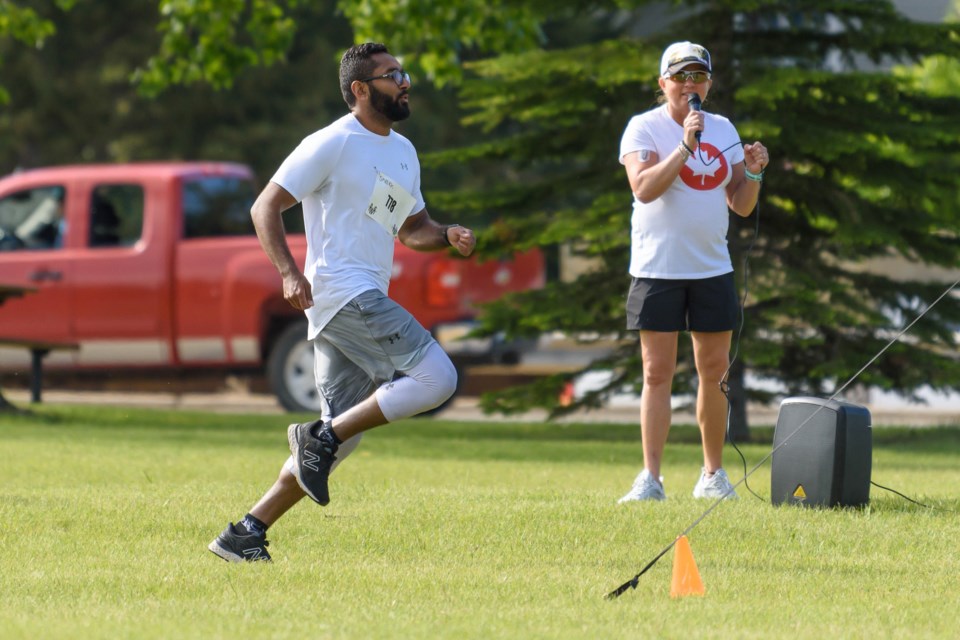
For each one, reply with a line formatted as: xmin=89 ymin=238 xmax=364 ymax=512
xmin=669 ymin=71 xmax=711 ymax=84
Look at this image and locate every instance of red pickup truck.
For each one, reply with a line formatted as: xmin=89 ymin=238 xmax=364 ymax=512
xmin=0 ymin=162 xmax=544 ymax=411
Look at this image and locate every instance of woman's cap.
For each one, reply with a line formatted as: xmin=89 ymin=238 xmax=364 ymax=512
xmin=660 ymin=42 xmax=712 ymax=77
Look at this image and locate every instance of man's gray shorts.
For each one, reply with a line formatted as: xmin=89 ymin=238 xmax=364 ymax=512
xmin=313 ymin=289 xmax=436 ymax=420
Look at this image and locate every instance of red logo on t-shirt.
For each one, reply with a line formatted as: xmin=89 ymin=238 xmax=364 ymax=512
xmin=680 ymin=142 xmax=728 ymax=191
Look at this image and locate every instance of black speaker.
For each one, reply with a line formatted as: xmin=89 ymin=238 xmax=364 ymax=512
xmin=771 ymin=397 xmax=872 ymax=508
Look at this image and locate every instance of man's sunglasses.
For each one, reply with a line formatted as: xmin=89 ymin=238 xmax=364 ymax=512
xmin=668 ymin=71 xmax=711 ymax=84
xmin=360 ymin=69 xmax=411 ymax=86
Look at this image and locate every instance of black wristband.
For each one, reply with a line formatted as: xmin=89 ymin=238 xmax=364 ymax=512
xmin=442 ymin=224 xmax=460 ymax=246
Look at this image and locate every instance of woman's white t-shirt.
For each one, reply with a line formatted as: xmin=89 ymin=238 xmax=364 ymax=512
xmin=272 ymin=113 xmax=425 ymax=338
xmin=619 ymin=104 xmax=744 ymax=279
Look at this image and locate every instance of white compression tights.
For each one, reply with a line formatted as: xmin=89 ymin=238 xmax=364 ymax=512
xmin=375 ymin=342 xmax=458 ymax=422
xmin=284 ymin=343 xmax=457 ymax=476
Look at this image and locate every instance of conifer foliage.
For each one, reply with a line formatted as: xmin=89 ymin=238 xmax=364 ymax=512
xmin=426 ymin=1 xmax=960 ymax=435
xmin=4 ymin=0 xmax=960 ymax=434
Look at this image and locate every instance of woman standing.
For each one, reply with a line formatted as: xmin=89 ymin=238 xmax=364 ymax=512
xmin=618 ymin=42 xmax=769 ymax=502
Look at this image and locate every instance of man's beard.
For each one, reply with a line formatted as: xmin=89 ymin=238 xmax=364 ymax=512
xmin=369 ymin=83 xmax=410 ymax=122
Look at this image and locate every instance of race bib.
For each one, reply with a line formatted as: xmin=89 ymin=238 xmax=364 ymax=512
xmin=365 ymin=172 xmax=416 ymax=237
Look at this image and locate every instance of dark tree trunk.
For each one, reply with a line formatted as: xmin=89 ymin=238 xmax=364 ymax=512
xmin=726 ymin=356 xmax=750 ymax=442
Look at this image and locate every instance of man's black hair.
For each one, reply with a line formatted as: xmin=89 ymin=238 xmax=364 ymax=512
xmin=339 ymin=43 xmax=390 ymax=107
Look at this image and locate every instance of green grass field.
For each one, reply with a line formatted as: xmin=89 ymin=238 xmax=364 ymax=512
xmin=1 ymin=405 xmax=958 ymax=639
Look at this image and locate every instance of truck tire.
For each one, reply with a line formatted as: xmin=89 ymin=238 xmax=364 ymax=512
xmin=266 ymin=320 xmax=462 ymax=416
xmin=266 ymin=321 xmax=322 ymax=413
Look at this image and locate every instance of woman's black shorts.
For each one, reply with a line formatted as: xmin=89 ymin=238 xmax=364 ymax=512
xmin=625 ymin=272 xmax=738 ymax=332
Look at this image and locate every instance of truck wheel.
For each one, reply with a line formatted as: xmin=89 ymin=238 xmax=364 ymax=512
xmin=266 ymin=321 xmax=463 ymax=416
xmin=266 ymin=322 xmax=322 ymax=413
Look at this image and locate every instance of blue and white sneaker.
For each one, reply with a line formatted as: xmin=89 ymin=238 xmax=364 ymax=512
xmin=208 ymin=522 xmax=271 ymax=562
xmin=692 ymin=468 xmax=738 ymax=500
xmin=618 ymin=469 xmax=666 ymax=503
xmin=287 ymin=422 xmax=337 ymax=506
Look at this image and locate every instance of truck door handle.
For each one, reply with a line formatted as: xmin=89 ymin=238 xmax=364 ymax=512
xmin=29 ymin=269 xmax=62 ymax=282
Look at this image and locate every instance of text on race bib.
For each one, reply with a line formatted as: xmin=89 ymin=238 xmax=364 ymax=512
xmin=366 ymin=172 xmax=416 ymax=237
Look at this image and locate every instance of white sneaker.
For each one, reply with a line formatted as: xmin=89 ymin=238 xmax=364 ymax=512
xmin=618 ymin=469 xmax=666 ymax=503
xmin=692 ymin=468 xmax=739 ymax=500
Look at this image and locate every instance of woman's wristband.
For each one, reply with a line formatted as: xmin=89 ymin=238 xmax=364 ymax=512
xmin=678 ymin=142 xmax=692 ymax=161
xmin=745 ymin=167 xmax=764 ymax=182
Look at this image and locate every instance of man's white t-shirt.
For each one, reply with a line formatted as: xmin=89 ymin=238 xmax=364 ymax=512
xmin=272 ymin=113 xmax=425 ymax=338
xmin=619 ymin=104 xmax=744 ymax=279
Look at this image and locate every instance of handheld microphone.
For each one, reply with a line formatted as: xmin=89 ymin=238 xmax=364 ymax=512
xmin=687 ymin=93 xmax=702 ymax=143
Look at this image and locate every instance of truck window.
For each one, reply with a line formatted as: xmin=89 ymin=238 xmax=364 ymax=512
xmin=0 ymin=186 xmax=65 ymax=251
xmin=182 ymin=176 xmax=257 ymax=238
xmin=90 ymin=184 xmax=143 ymax=248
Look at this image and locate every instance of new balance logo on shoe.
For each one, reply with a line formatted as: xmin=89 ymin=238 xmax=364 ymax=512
xmin=287 ymin=422 xmax=337 ymax=506
xmin=208 ymin=523 xmax=272 ymax=562
xmin=243 ymin=547 xmax=266 ymax=561
xmin=303 ymin=449 xmax=321 ymax=472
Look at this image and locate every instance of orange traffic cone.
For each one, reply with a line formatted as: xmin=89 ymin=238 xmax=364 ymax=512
xmin=670 ymin=535 xmax=705 ymax=597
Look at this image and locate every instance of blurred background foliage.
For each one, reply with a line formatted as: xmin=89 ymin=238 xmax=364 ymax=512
xmin=2 ymin=0 xmax=960 ymax=434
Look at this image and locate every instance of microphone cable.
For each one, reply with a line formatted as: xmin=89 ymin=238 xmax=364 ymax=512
xmin=693 ymin=138 xmax=766 ymax=501
xmin=608 ymin=137 xmax=956 ymax=600
xmin=695 ymin=141 xmax=954 ymax=508
xmin=870 ymin=480 xmax=956 ymax=513
xmin=720 ymin=185 xmax=764 ymax=502
xmin=607 ymin=276 xmax=960 ymax=599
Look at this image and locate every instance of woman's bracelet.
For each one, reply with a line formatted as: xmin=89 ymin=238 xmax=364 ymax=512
xmin=745 ymin=167 xmax=764 ymax=182
xmin=678 ymin=142 xmax=692 ymax=161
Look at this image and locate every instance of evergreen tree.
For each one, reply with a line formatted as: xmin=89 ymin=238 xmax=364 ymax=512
xmin=426 ymin=1 xmax=960 ymax=436
xmin=5 ymin=0 xmax=960 ymax=436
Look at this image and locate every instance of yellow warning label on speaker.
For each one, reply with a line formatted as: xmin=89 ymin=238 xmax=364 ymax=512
xmin=793 ymin=485 xmax=807 ymax=500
